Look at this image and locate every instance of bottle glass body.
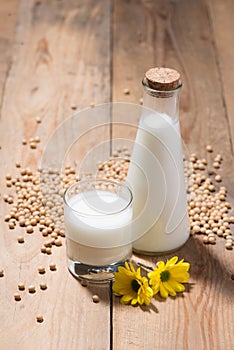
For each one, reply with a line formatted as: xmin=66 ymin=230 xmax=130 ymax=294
xmin=127 ymin=79 xmax=190 ymax=254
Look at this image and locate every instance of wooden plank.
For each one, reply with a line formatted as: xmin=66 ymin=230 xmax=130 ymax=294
xmin=112 ymin=1 xmax=234 ymax=349
xmin=206 ymin=0 xmax=234 ymax=152
xmin=0 ymin=1 xmax=111 ymax=349
xmin=111 ymin=0 xmax=155 ymax=151
xmin=0 ymin=0 xmax=19 ymax=109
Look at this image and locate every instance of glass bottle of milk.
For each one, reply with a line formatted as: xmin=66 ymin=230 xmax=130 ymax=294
xmin=127 ymin=67 xmax=190 ymax=254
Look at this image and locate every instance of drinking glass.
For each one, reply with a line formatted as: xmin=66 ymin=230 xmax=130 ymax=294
xmin=63 ymin=178 xmax=133 ymax=282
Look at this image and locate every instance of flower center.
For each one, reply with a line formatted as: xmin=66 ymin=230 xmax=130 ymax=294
xmin=160 ymin=270 xmax=170 ymax=282
xmin=131 ymin=279 xmax=140 ymax=292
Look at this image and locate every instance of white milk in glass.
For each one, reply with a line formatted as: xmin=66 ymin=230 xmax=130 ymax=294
xmin=64 ymin=190 xmax=132 ymax=265
xmin=127 ymin=111 xmax=190 ymax=253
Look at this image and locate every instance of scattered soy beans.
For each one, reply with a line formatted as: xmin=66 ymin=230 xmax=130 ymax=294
xmin=81 ymin=280 xmax=88 ymax=287
xmin=14 ymin=293 xmax=21 ymax=301
xmin=18 ymin=283 xmax=25 ymax=291
xmin=46 ymin=248 xmax=52 ymax=255
xmin=192 ymin=225 xmax=200 ymax=233
xmin=54 ymin=239 xmax=62 ymax=246
xmin=206 ymin=145 xmax=213 ymax=152
xmin=4 ymin=215 xmax=11 ymax=222
xmin=19 ymin=218 xmax=25 ymax=226
xmin=215 ymin=175 xmax=222 ymax=182
xmin=28 ymin=285 xmax=36 ymax=293
xmin=208 ymin=237 xmax=216 ymax=244
xmin=36 ymin=315 xmax=44 ymax=323
xmin=123 ymin=88 xmax=130 ymax=95
xmin=213 ymin=162 xmax=220 ymax=169
xmin=30 ymin=142 xmax=37 ymax=149
xmin=2 ymin=143 xmax=234 ymax=313
xmin=225 ymin=242 xmax=233 ymax=250
xmin=92 ymin=295 xmax=100 ymax=303
xmin=184 ymin=147 xmax=233 ymax=250
xmin=49 ymin=263 xmax=56 ymax=271
xmin=40 ymin=283 xmax=47 ymax=290
xmin=17 ymin=236 xmax=24 ymax=244
xmin=38 ymin=267 xmax=46 ymax=274
xmin=8 ymin=222 xmax=15 ymax=229
xmin=3 ymin=195 xmax=8 ymax=202
xmin=26 ymin=225 xmax=34 ymax=234
xmin=35 ymin=116 xmax=41 ymax=123
xmin=34 ymin=136 xmax=40 ymax=143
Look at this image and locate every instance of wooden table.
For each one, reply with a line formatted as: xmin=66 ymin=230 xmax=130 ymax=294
xmin=0 ymin=1 xmax=233 ymax=349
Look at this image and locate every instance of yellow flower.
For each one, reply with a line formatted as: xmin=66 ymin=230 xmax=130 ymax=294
xmin=113 ymin=262 xmax=153 ymax=306
xmin=148 ymin=256 xmax=190 ymax=298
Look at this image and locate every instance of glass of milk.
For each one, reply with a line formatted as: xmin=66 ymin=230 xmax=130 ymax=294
xmin=63 ymin=178 xmax=133 ymax=282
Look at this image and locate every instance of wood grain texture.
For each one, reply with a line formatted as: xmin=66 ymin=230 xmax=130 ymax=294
xmin=111 ymin=0 xmax=155 ymax=149
xmin=0 ymin=0 xmax=234 ymax=349
xmin=207 ymin=0 xmax=234 ymax=153
xmin=0 ymin=1 xmax=111 ymax=349
xmin=0 ymin=0 xmax=19 ymax=114
xmin=112 ymin=1 xmax=234 ymax=349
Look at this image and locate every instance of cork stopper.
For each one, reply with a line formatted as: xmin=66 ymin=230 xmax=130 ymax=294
xmin=145 ymin=67 xmax=181 ymax=91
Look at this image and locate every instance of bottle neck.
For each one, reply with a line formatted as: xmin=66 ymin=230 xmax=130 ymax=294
xmin=142 ymin=78 xmax=182 ymax=122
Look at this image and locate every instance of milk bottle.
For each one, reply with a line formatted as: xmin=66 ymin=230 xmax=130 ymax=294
xmin=127 ymin=67 xmax=190 ymax=254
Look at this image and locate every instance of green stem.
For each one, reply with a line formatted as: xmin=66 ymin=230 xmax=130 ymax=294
xmin=137 ymin=262 xmax=154 ymax=271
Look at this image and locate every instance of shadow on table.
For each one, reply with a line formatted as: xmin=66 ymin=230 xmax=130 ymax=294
xmin=69 ymin=235 xmax=233 ymax=309
xmin=134 ymin=236 xmax=234 ymax=299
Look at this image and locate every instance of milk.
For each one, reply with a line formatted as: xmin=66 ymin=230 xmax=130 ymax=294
xmin=127 ymin=111 xmax=190 ymax=253
xmin=64 ymin=190 xmax=133 ymax=265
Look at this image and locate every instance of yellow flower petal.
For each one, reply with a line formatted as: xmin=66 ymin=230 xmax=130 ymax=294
xmin=129 ymin=262 xmax=135 ymax=272
xmin=163 ymin=281 xmax=177 ymax=296
xmin=170 ymin=266 xmax=190 ymax=276
xmin=121 ymin=294 xmax=135 ymax=302
xmin=166 ymin=256 xmax=178 ymax=266
xmin=169 ymin=279 xmax=185 ymax=292
xmin=113 ymin=285 xmax=133 ymax=296
xmin=170 ymin=271 xmax=189 ymax=283
xmin=120 ymin=296 xmax=131 ymax=305
xmin=131 ymin=298 xmax=138 ymax=305
xmin=169 ymin=265 xmax=189 ymax=273
xmin=148 ymin=256 xmax=190 ymax=298
xmin=137 ymin=295 xmax=147 ymax=305
xmin=157 ymin=261 xmax=165 ymax=270
xmin=159 ymin=282 xmax=168 ymax=298
xmin=176 ymin=259 xmax=190 ymax=268
xmin=113 ymin=263 xmax=153 ymax=306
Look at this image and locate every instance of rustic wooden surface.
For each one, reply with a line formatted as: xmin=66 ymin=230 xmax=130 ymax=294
xmin=0 ymin=1 xmax=233 ymax=349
